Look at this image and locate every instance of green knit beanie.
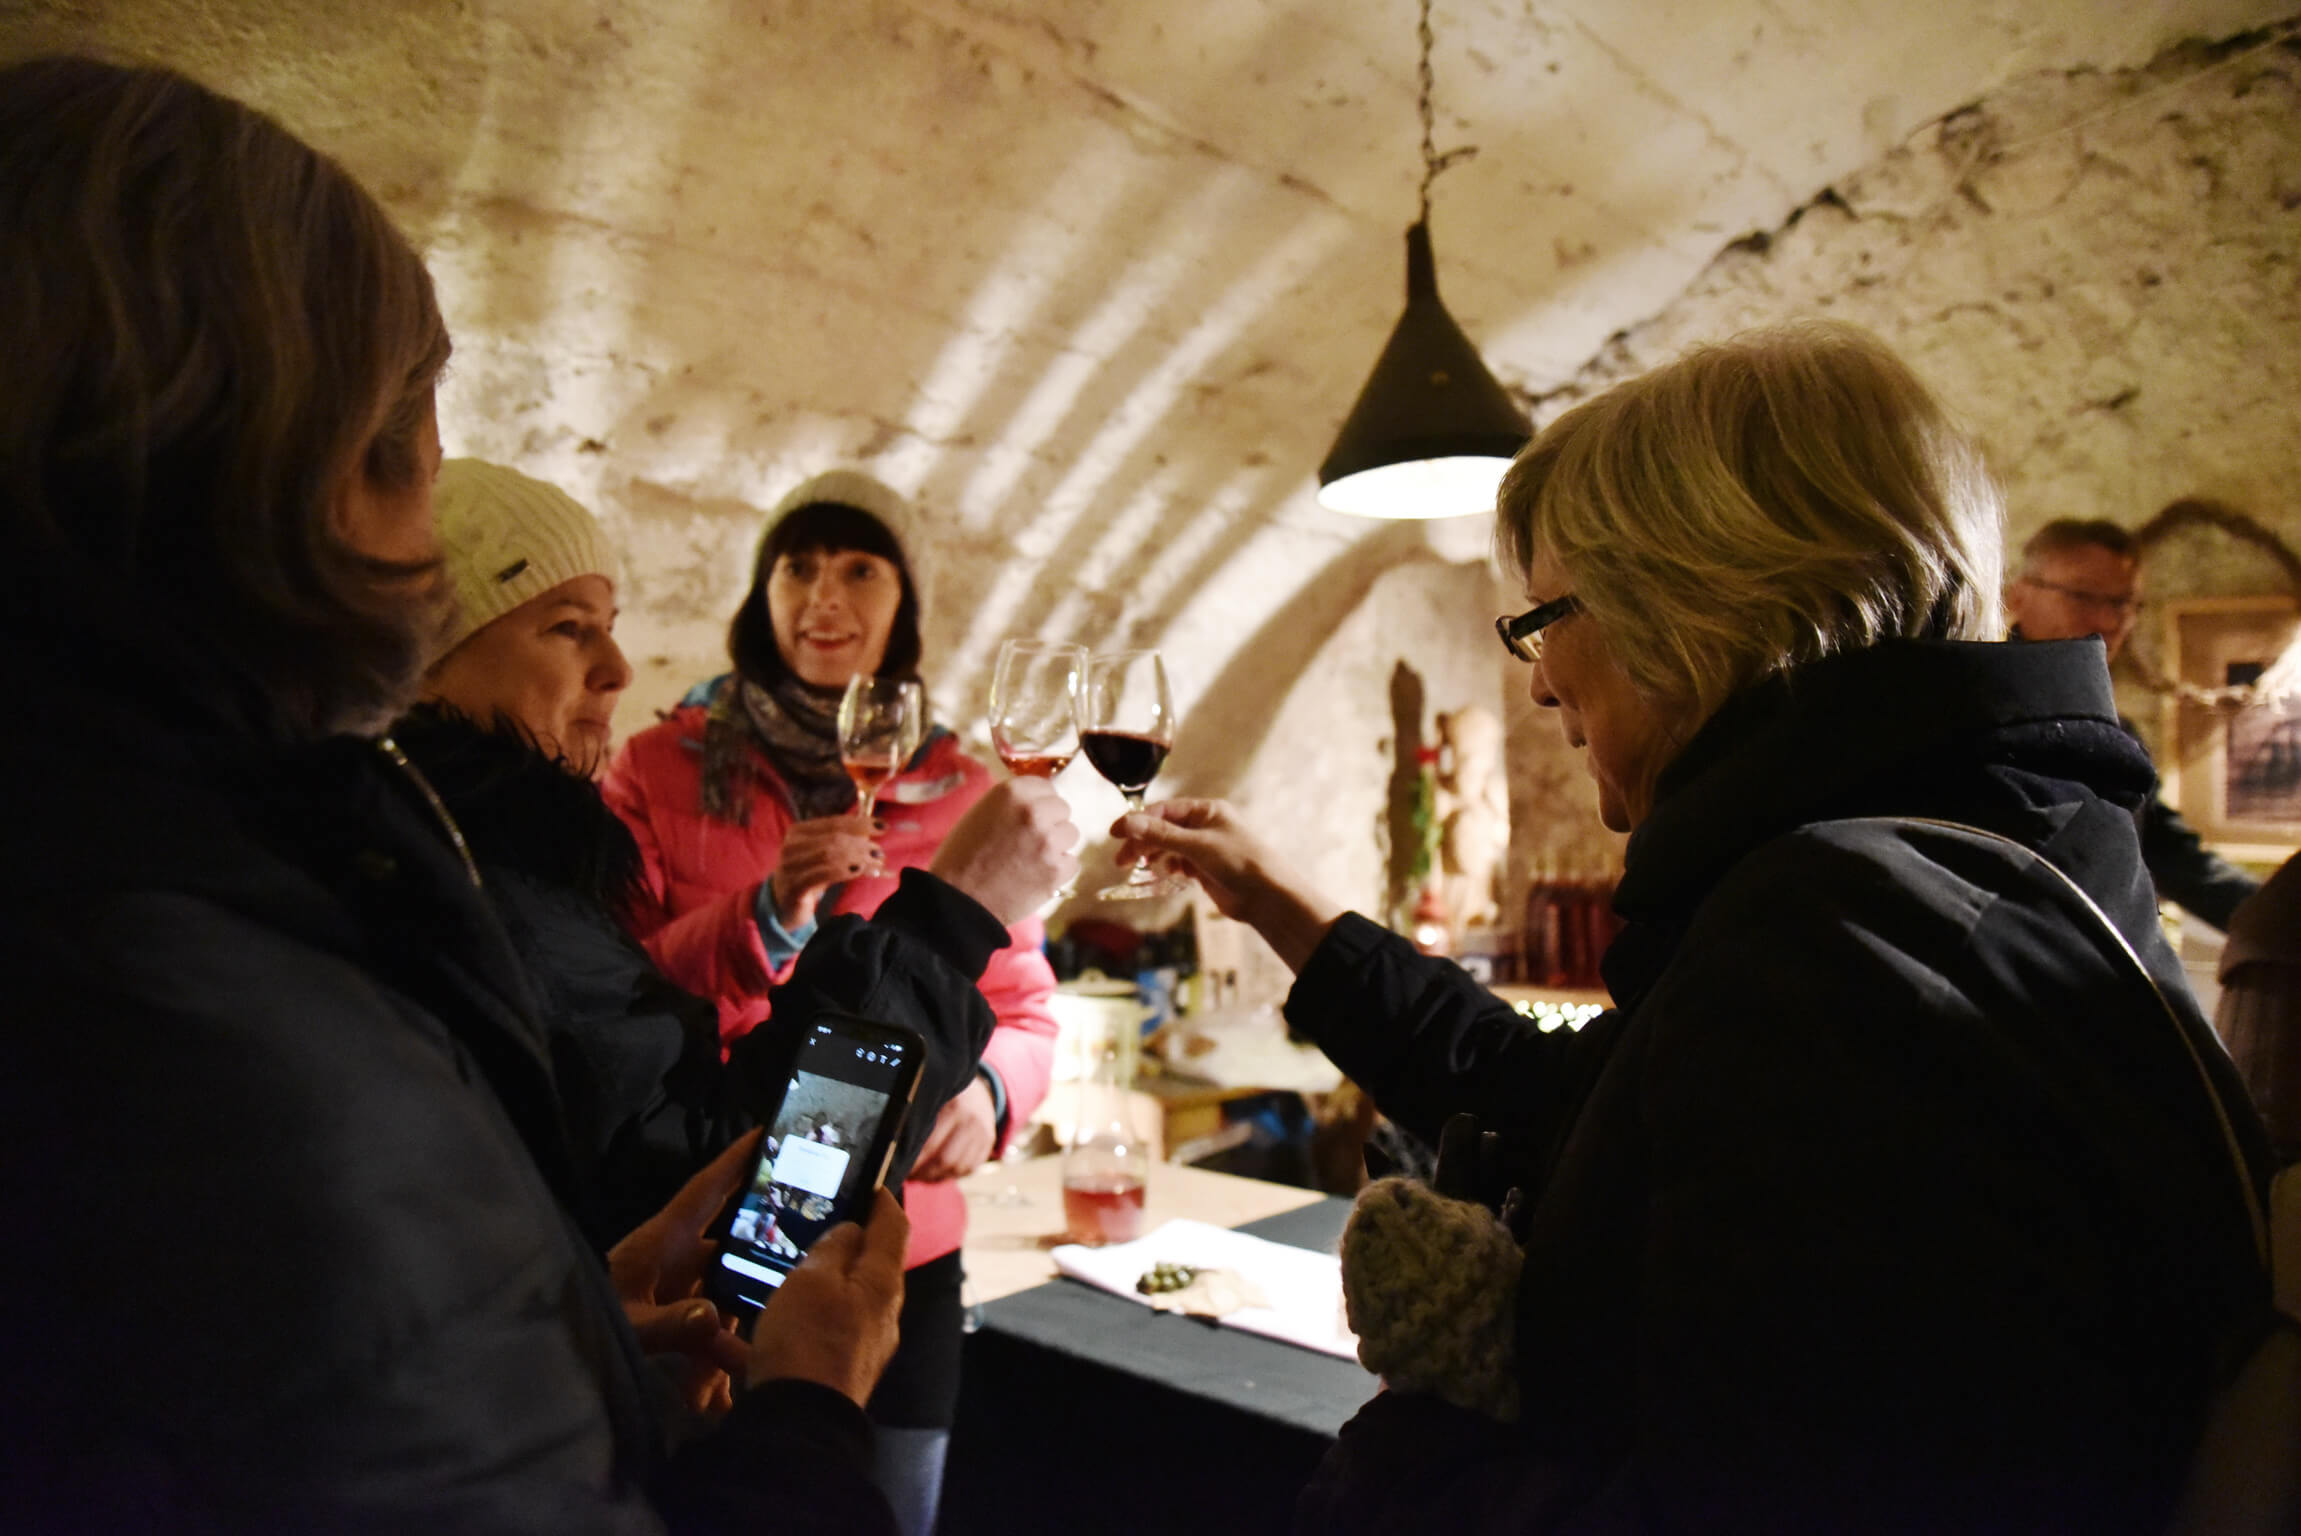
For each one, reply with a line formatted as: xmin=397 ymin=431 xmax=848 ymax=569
xmin=1340 ymin=1176 xmax=1523 ymax=1423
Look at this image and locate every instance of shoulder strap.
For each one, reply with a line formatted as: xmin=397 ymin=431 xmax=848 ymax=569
xmin=1850 ymin=817 xmax=2272 ymax=1273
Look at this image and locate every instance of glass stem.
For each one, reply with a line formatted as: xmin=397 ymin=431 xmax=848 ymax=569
xmin=1123 ymin=791 xmax=1156 ymax=886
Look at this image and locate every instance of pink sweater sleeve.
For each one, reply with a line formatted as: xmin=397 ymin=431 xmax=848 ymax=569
xmin=974 ymin=915 xmax=1059 ymax=1155
xmin=601 ymin=730 xmax=787 ymax=1037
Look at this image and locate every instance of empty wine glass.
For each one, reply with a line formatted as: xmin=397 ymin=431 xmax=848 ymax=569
xmin=988 ymin=640 xmax=1085 ymax=779
xmin=837 ymin=675 xmax=925 ymax=820
xmin=1079 ymin=649 xmax=1175 ymax=901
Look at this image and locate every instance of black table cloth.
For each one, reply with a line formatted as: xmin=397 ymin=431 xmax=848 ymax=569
xmin=942 ymin=1196 xmax=1377 ymax=1535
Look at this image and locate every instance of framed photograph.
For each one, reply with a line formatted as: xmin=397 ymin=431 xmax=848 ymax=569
xmin=2158 ymin=597 xmax=2301 ymax=863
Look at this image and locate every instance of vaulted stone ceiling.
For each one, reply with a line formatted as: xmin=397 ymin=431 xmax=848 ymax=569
xmin=8 ymin=3 xmax=2297 ymax=903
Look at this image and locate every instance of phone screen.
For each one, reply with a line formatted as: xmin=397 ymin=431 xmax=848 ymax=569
xmin=710 ymin=1014 xmax=921 ymax=1327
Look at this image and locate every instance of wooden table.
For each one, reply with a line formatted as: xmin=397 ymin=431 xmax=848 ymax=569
xmin=956 ymin=1150 xmax=1324 ymax=1305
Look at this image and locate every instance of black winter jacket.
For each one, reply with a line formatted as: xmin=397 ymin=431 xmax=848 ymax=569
xmin=1293 ymin=639 xmax=2273 ymax=1535
xmin=2138 ymin=783 xmax=2260 ymax=932
xmin=389 ymin=707 xmax=1013 ymax=1251
xmin=0 ymin=667 xmax=982 ymax=1533
xmin=392 ymin=705 xmax=729 ymax=1250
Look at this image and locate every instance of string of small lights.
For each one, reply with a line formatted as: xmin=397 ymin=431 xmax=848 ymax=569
xmin=1509 ymin=997 xmax=1607 ymax=1033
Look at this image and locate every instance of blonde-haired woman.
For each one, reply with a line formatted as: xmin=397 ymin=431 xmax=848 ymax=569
xmin=1121 ymin=324 xmax=2271 ymax=1532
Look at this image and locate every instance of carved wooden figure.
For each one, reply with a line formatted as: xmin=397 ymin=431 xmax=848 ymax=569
xmin=1436 ymin=706 xmax=1509 ymax=936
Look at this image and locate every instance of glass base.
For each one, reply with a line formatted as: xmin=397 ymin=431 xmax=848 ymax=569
xmin=1100 ymin=796 xmax=1180 ymax=900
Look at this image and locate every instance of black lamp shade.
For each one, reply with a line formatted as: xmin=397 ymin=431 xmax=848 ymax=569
xmin=1317 ymin=222 xmax=1532 ymax=519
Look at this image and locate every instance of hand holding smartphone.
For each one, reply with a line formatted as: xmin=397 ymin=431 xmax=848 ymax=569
xmin=745 ymin=1185 xmax=908 ymax=1407
xmin=706 ymin=1011 xmax=924 ymax=1338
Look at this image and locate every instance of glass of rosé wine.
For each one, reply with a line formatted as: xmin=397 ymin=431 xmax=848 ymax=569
xmin=1062 ymin=1010 xmax=1148 ymax=1244
xmin=836 ymin=674 xmax=925 ymax=821
xmin=987 ymin=640 xmax=1085 ymax=780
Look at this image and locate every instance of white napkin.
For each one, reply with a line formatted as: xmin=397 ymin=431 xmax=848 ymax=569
xmin=1049 ymin=1218 xmax=1360 ymax=1361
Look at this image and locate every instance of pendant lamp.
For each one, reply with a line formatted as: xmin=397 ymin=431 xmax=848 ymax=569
xmin=1316 ymin=0 xmax=1530 ymax=520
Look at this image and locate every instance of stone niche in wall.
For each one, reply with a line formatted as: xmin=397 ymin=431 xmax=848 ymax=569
xmin=2117 ymin=502 xmax=2301 ymax=879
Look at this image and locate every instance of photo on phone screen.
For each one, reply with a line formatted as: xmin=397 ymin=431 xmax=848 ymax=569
xmin=709 ymin=1012 xmax=923 ymax=1331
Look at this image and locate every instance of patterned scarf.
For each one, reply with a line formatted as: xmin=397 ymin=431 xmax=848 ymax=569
xmin=698 ymin=674 xmax=857 ymax=824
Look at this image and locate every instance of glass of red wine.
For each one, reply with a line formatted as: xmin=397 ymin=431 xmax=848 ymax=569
xmin=988 ymin=640 xmax=1085 ymax=780
xmin=836 ymin=675 xmax=925 ymax=821
xmin=1079 ymin=648 xmax=1175 ymax=901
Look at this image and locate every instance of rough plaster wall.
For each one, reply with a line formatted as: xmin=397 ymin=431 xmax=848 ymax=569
xmin=6 ymin=1 xmax=2293 ymax=964
xmin=1534 ymin=22 xmax=2301 ymax=765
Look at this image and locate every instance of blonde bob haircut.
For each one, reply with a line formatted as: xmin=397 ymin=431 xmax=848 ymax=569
xmin=1497 ymin=322 xmax=2004 ymax=732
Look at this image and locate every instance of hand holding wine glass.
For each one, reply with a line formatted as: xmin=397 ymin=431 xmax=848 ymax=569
xmin=766 ymin=817 xmax=886 ymax=930
xmin=1079 ymin=649 xmax=1177 ymax=901
xmin=988 ymin=640 xmax=1084 ymax=779
xmin=837 ymin=675 xmax=925 ymax=822
xmin=928 ymin=776 xmax=1080 ymax=925
xmin=1113 ymin=798 xmax=1344 ymax=973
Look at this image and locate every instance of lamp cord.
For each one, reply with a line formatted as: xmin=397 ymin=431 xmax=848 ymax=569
xmin=1416 ymin=0 xmax=1478 ymax=224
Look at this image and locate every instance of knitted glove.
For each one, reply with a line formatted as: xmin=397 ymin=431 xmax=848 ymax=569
xmin=1339 ymin=1175 xmax=1523 ymax=1423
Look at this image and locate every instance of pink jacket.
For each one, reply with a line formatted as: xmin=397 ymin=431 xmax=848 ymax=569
xmin=603 ymin=703 xmax=1058 ymax=1270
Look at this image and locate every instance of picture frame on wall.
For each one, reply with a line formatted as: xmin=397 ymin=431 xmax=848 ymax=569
xmin=2158 ymin=596 xmax=2301 ymax=864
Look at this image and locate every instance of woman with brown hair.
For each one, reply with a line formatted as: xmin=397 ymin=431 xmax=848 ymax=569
xmin=0 ymin=56 xmax=920 ymax=1532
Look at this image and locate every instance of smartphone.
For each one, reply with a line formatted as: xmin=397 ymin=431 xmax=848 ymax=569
xmin=706 ymin=1011 xmax=925 ymax=1336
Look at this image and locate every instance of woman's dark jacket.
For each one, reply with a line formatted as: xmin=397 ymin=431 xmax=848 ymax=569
xmin=0 ymin=661 xmax=1002 ymax=1532
xmin=1293 ymin=639 xmax=2274 ymax=1535
xmin=388 ymin=705 xmax=1010 ymax=1251
xmin=390 ymin=705 xmax=728 ymax=1250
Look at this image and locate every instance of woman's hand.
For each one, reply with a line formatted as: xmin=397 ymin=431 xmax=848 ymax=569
xmin=747 ymin=1188 xmax=910 ymax=1407
xmin=928 ymin=777 xmax=1079 ymax=925
xmin=1114 ymin=799 xmax=1345 ymax=972
xmin=769 ymin=813 xmax=885 ymax=930
xmin=607 ymin=1130 xmax=759 ymax=1415
xmin=1111 ymin=798 xmax=1273 ymax=917
xmin=909 ymin=1076 xmax=999 ymax=1182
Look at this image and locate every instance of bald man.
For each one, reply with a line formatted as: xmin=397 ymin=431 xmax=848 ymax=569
xmin=2006 ymin=518 xmax=2260 ymax=930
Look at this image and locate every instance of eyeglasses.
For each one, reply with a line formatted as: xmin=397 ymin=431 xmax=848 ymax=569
xmin=1495 ymin=593 xmax=1584 ymax=664
xmin=2019 ymin=575 xmax=2145 ymax=618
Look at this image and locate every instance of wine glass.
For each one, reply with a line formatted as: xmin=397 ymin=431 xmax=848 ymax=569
xmin=988 ymin=640 xmax=1085 ymax=779
xmin=837 ymin=675 xmax=925 ymax=820
xmin=1078 ymin=649 xmax=1175 ymax=901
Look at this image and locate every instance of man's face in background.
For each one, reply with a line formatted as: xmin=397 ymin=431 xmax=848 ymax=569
xmin=2006 ymin=542 xmax=2144 ymax=662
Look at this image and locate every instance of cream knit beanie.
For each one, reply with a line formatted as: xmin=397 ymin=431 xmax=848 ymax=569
xmin=1340 ymin=1176 xmax=1524 ymax=1423
xmin=760 ymin=469 xmax=928 ymax=605
xmin=433 ymin=459 xmax=621 ymax=654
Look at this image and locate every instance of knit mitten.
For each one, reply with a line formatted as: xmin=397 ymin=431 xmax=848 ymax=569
xmin=1339 ymin=1175 xmax=1523 ymax=1423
